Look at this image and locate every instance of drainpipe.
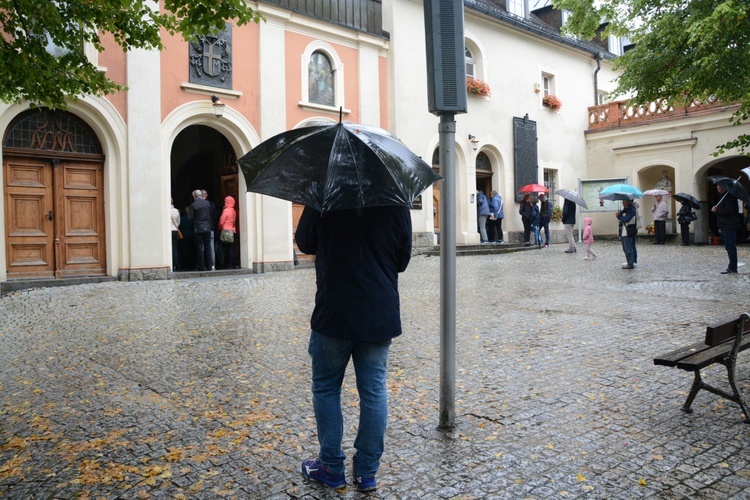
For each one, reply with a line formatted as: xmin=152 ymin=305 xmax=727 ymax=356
xmin=593 ymin=52 xmax=602 ymax=104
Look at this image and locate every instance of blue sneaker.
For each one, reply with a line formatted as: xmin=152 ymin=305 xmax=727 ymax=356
xmin=301 ymin=458 xmax=346 ymax=489
xmin=353 ymin=469 xmax=377 ymax=492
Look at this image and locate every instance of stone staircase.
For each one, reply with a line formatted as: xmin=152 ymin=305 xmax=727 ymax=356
xmin=419 ymin=242 xmax=541 ymax=257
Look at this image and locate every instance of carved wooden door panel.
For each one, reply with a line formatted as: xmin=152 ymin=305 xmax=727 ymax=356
xmin=3 ymin=156 xmax=106 ymax=279
xmin=3 ymin=156 xmax=55 ymax=278
xmin=54 ymin=160 xmax=106 ymax=277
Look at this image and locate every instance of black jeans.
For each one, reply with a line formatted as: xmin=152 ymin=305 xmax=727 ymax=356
xmin=522 ymin=219 xmax=531 ymax=244
xmin=654 ymin=220 xmax=666 ymax=244
xmin=487 ymin=218 xmax=503 ymax=242
xmin=680 ymin=223 xmax=690 ymax=245
xmin=194 ymin=231 xmax=212 ymax=271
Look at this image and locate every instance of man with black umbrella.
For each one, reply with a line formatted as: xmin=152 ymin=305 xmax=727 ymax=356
xmin=296 ymin=205 xmax=412 ymax=492
xmin=712 ymin=185 xmax=740 ymax=274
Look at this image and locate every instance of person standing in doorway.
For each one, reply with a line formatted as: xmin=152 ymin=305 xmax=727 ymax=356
xmin=651 ymin=195 xmax=669 ymax=245
xmin=562 ymin=198 xmax=577 ymax=253
xmin=188 ymin=190 xmax=212 ymax=271
xmin=216 ymin=195 xmax=237 ymax=269
xmin=538 ymin=193 xmax=552 ymax=248
xmin=201 ymin=189 xmax=218 ymax=271
xmin=712 ymin=185 xmax=740 ymax=274
xmin=296 ymin=205 xmax=412 ymax=492
xmin=170 ymin=198 xmax=180 ymax=271
xmin=476 ymin=190 xmax=491 ymax=244
xmin=488 ymin=190 xmax=504 ymax=244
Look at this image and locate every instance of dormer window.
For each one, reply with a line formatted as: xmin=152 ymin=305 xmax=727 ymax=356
xmin=508 ymin=0 xmax=526 ymax=18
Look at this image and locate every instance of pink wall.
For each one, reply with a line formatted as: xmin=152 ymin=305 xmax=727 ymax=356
xmin=160 ymin=22 xmax=260 ymax=129
xmin=99 ymin=32 xmax=128 ymax=122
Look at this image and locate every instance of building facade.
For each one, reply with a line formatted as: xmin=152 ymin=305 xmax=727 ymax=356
xmin=1 ymin=0 xmax=747 ymax=288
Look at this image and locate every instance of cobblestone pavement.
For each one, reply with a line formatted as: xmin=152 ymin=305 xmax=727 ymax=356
xmin=2 ymin=241 xmax=750 ymax=499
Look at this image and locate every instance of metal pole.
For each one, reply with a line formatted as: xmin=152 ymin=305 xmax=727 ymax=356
xmin=438 ymin=113 xmax=456 ymax=429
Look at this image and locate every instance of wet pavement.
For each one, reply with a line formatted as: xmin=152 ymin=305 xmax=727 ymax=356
xmin=2 ymin=240 xmax=750 ymax=499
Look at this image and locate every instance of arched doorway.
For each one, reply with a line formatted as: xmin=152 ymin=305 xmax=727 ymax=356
xmin=3 ymin=109 xmax=106 ymax=279
xmin=171 ymin=125 xmax=239 ymax=270
xmin=705 ymin=156 xmax=750 ymax=241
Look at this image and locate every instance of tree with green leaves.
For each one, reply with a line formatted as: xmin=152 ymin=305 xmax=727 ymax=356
xmin=0 ymin=0 xmax=262 ymax=110
xmin=554 ymin=0 xmax=750 ymax=155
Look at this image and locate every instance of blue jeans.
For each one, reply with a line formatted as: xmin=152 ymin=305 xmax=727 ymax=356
xmin=540 ymin=220 xmax=550 ymax=245
xmin=722 ymin=228 xmax=738 ymax=271
xmin=532 ymin=225 xmax=541 ymax=245
xmin=621 ymin=234 xmax=636 ymax=266
xmin=308 ymin=331 xmax=391 ymax=476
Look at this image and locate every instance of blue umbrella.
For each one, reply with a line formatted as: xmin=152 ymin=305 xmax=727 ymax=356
xmin=598 ymin=184 xmax=643 ymax=201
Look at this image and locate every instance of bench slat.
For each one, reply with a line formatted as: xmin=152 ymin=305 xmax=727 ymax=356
xmin=676 ymin=336 xmax=750 ymax=371
xmin=654 ymin=341 xmax=709 ymax=367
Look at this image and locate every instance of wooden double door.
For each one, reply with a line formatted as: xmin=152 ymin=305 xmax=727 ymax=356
xmin=4 ymin=154 xmax=106 ymax=279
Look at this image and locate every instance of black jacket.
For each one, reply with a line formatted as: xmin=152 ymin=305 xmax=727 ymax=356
xmin=562 ymin=199 xmax=576 ymax=225
xmin=189 ymin=198 xmax=212 ymax=233
xmin=296 ymin=206 xmax=412 ymax=342
xmin=715 ymin=192 xmax=740 ymax=231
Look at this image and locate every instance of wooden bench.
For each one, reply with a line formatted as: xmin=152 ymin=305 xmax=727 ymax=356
xmin=654 ymin=313 xmax=750 ymax=423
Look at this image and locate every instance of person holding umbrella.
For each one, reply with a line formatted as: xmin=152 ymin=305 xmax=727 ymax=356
xmin=562 ymin=198 xmax=577 ymax=253
xmin=676 ymin=199 xmax=696 ymax=246
xmin=617 ymin=199 xmax=638 ymax=269
xmin=519 ymin=194 xmax=533 ymax=246
xmin=712 ymin=185 xmax=740 ymax=274
xmin=651 ymin=194 xmax=669 ymax=245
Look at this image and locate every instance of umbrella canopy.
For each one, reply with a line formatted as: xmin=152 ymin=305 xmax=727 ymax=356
xmin=555 ymin=189 xmax=588 ymax=209
xmin=643 ymin=189 xmax=670 ymax=196
xmin=599 ymin=184 xmax=643 ymax=200
xmin=238 ymin=122 xmax=442 ymax=212
xmin=519 ymin=183 xmax=549 ymax=193
xmin=707 ymin=175 xmax=750 ymax=205
xmin=673 ymin=192 xmax=701 ymax=210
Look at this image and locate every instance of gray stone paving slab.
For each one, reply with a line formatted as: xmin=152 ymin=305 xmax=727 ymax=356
xmin=1 ymin=241 xmax=750 ymax=498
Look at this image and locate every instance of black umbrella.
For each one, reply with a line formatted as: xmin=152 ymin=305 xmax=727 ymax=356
xmin=238 ymin=122 xmax=442 ymax=212
xmin=673 ymin=192 xmax=701 ymax=210
xmin=707 ymin=175 xmax=750 ymax=205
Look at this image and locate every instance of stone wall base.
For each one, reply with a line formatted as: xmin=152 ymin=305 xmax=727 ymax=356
xmin=253 ymin=261 xmax=294 ymax=273
xmin=118 ymin=267 xmax=170 ymax=281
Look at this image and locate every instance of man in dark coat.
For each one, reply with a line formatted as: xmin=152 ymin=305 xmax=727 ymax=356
xmin=562 ymin=198 xmax=577 ymax=253
xmin=296 ymin=205 xmax=412 ymax=492
xmin=712 ymin=185 xmax=740 ymax=274
xmin=188 ymin=189 xmax=212 ymax=271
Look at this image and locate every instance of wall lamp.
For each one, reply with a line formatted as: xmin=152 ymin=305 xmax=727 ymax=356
xmin=468 ymin=134 xmax=479 ymax=151
xmin=211 ymin=95 xmax=225 ymax=118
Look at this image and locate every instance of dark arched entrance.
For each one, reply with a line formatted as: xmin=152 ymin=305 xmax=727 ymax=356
xmin=3 ymin=109 xmax=106 ymax=279
xmin=171 ymin=125 xmax=239 ymax=270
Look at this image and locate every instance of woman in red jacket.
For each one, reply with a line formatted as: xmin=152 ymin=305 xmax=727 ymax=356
xmin=217 ymin=195 xmax=237 ymax=269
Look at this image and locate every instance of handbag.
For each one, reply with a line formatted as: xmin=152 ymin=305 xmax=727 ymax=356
xmin=626 ymin=223 xmax=638 ymax=236
xmin=220 ymin=229 xmax=234 ymax=243
xmin=688 ymin=211 xmax=698 ymax=222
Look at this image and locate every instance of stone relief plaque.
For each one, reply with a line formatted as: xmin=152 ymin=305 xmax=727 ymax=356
xmin=189 ymin=24 xmax=232 ymax=89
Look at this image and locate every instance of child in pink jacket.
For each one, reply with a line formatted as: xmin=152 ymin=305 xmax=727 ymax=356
xmin=582 ymin=217 xmax=598 ymax=261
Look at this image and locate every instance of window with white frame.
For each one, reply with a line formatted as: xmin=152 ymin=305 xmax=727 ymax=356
xmin=597 ymin=90 xmax=609 ymax=105
xmin=542 ymin=73 xmax=554 ymax=96
xmin=608 ymin=35 xmax=622 ymax=56
xmin=300 ymin=42 xmax=344 ymax=111
xmin=508 ymin=0 xmax=526 ymax=17
xmin=465 ymin=46 xmax=476 ymax=79
xmin=543 ymin=168 xmax=558 ymax=195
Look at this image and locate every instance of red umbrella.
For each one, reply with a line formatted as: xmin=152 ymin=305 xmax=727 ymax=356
xmin=518 ymin=183 xmax=549 ymax=193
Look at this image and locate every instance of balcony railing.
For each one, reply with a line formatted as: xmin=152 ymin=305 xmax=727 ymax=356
xmin=587 ymin=97 xmax=739 ymax=131
xmin=261 ymin=0 xmax=387 ymax=39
